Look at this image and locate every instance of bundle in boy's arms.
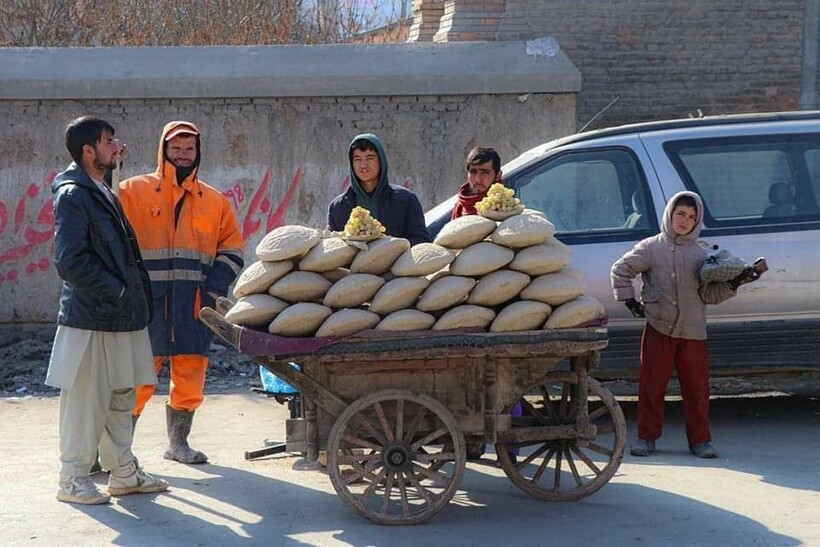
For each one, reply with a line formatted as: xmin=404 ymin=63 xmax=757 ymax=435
xmin=223 ymin=193 xmax=607 ymax=338
xmin=698 ymin=241 xmax=768 ymax=286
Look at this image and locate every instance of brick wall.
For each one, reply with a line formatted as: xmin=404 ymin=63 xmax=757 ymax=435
xmin=410 ymin=0 xmax=807 ymax=128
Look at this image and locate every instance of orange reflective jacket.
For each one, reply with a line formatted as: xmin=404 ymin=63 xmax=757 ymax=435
xmin=119 ymin=121 xmax=244 ymax=356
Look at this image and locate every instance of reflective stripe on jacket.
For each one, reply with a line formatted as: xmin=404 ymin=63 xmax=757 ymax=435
xmin=119 ymin=121 xmax=244 ymax=356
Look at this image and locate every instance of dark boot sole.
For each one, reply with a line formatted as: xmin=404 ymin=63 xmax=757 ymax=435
xmin=163 ymin=449 xmax=208 ymax=464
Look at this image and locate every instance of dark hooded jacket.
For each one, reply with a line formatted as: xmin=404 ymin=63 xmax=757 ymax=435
xmin=611 ymin=191 xmax=735 ymax=340
xmin=327 ymin=133 xmax=430 ymax=246
xmin=51 ymin=162 xmax=152 ymax=331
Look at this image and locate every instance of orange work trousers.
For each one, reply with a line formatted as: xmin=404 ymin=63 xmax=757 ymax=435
xmin=133 ymin=354 xmax=208 ymax=416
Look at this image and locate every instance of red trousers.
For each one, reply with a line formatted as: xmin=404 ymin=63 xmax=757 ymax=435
xmin=133 ymin=354 xmax=208 ymax=416
xmin=637 ymin=324 xmax=711 ymax=445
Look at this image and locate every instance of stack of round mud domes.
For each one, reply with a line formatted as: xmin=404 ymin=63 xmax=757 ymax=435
xmin=224 ymin=210 xmax=605 ymax=338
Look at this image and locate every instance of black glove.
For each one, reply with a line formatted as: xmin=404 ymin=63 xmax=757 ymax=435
xmin=200 ymin=289 xmax=219 ymax=310
xmin=727 ymin=267 xmax=761 ymax=291
xmin=624 ymin=298 xmax=645 ymax=318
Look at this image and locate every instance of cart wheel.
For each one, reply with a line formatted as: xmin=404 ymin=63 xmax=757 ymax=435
xmin=327 ymin=389 xmax=466 ymax=525
xmin=497 ymin=372 xmax=626 ymax=502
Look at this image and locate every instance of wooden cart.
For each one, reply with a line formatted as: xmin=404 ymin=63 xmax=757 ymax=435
xmin=201 ymin=306 xmax=625 ymax=525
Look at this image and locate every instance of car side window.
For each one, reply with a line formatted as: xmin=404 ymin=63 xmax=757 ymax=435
xmin=666 ymin=135 xmax=820 ymax=226
xmin=805 ymin=148 xmax=820 ymax=201
xmin=512 ymin=148 xmax=653 ymax=239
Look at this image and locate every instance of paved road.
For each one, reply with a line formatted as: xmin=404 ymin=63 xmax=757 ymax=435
xmin=2 ymin=391 xmax=818 ymax=546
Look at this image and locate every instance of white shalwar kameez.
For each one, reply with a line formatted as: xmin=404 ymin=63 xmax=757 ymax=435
xmin=46 ymin=325 xmax=156 ymax=480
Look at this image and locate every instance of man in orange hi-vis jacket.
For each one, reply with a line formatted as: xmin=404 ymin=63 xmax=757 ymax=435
xmin=119 ymin=121 xmax=244 ymax=464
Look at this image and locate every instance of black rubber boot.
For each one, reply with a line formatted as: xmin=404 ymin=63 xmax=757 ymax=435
xmin=163 ymin=405 xmax=208 ymax=464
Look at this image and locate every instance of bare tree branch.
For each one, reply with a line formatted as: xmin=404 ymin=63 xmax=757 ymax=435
xmin=0 ymin=0 xmax=402 ymax=47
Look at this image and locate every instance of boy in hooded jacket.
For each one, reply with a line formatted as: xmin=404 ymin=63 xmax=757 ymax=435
xmin=611 ymin=191 xmax=757 ymax=459
xmin=327 ymin=133 xmax=430 ymax=246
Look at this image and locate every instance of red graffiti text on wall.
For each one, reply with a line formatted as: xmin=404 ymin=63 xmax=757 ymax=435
xmin=0 ymin=173 xmax=57 ymax=286
xmin=0 ymin=167 xmax=415 ymax=286
xmin=229 ymin=169 xmax=412 ymax=241
xmin=219 ymin=167 xmax=305 ymax=241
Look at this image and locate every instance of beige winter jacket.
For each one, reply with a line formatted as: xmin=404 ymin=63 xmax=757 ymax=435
xmin=610 ymin=191 xmax=735 ymax=340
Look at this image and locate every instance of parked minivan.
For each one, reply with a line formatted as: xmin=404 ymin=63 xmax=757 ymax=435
xmin=425 ymin=111 xmax=820 ymax=378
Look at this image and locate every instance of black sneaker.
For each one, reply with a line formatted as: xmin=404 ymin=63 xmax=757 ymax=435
xmin=630 ymin=439 xmax=656 ymax=457
xmin=689 ymin=442 xmax=717 ymax=459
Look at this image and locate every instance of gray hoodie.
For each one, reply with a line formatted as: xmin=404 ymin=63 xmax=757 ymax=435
xmin=610 ymin=191 xmax=735 ymax=340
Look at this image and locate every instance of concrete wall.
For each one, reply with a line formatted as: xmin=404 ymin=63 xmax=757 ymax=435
xmin=410 ymin=0 xmax=810 ymax=128
xmin=0 ymin=42 xmax=579 ymax=323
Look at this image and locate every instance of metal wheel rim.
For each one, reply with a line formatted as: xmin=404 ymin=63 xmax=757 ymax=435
xmin=497 ymin=372 xmax=626 ymax=501
xmin=327 ymin=389 xmax=466 ymax=524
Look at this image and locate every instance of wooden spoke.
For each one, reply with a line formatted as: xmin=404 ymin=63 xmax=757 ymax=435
xmin=416 ymin=451 xmax=456 ymax=464
xmin=373 ymin=401 xmax=395 ymax=443
xmin=558 ymin=382 xmax=570 ymax=421
xmin=411 ymin=426 xmax=450 ymax=450
xmin=522 ymin=396 xmax=552 ymax=425
xmin=336 ymin=452 xmax=383 ymax=464
xmin=340 ymin=434 xmax=382 ymax=452
xmin=531 ymin=447 xmax=556 ymax=483
xmin=402 ymin=404 xmax=426 ymax=445
xmin=403 ymin=468 xmax=435 ymax=505
xmin=395 ymin=399 xmax=404 ymax=442
xmin=380 ymin=471 xmax=395 ymax=513
xmin=410 ymin=462 xmax=451 ymax=487
xmin=565 ymin=448 xmax=584 ymax=487
xmin=327 ymin=389 xmax=465 ymax=525
xmin=519 ymin=443 xmax=550 ymax=469
xmin=588 ymin=404 xmax=609 ymax=422
xmin=585 ymin=441 xmax=615 ymax=458
xmin=357 ymin=415 xmax=388 ymax=447
xmin=497 ymin=374 xmax=626 ymax=502
xmin=570 ymin=445 xmax=603 ymax=476
xmin=537 ymin=385 xmax=560 ymax=422
xmin=345 ymin=459 xmax=384 ymax=487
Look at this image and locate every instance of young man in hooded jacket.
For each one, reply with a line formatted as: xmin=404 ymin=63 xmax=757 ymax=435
xmin=327 ymin=133 xmax=430 ymax=246
xmin=118 ymin=121 xmax=244 ymax=465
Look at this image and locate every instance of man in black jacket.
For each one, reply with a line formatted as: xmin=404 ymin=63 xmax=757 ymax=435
xmin=45 ymin=116 xmax=168 ymax=505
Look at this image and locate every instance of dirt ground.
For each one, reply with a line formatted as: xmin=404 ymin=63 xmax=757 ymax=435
xmin=2 ymin=323 xmax=820 ymax=399
xmin=2 ymin=380 xmax=819 ymax=545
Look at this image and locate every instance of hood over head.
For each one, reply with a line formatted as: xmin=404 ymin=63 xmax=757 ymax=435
xmin=661 ymin=190 xmax=704 ymax=243
xmin=348 ymin=133 xmax=388 ymax=192
xmin=157 ymin=121 xmax=201 ymax=184
xmin=347 ymin=132 xmax=389 ymax=219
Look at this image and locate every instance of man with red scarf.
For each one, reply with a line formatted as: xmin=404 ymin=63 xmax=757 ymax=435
xmin=451 ymin=147 xmax=503 ymax=219
xmin=450 ymin=147 xmax=521 ymax=465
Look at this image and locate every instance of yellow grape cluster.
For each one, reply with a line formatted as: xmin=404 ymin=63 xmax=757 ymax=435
xmin=476 ymin=183 xmax=522 ymax=212
xmin=343 ymin=206 xmax=386 ymax=238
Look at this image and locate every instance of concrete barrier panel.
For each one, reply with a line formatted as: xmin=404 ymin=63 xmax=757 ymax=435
xmin=0 ymin=42 xmax=579 ymax=322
